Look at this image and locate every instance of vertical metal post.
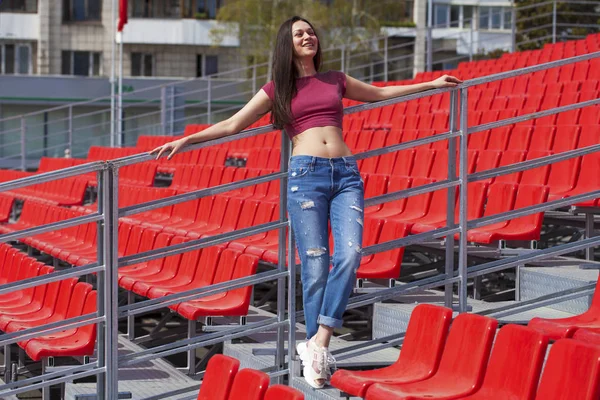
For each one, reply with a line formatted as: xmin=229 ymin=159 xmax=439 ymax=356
xmin=170 ymin=87 xmax=175 ymax=134
xmin=252 ymin=65 xmax=257 ymax=95
xmin=515 ymin=265 xmax=521 ymax=301
xmin=341 ymin=45 xmax=346 ymax=73
xmin=458 ymin=88 xmax=469 ymax=313
xmin=100 ymin=164 xmax=119 ymax=399
xmin=110 ymin=0 xmax=117 ymax=147
xmin=469 ymin=21 xmax=474 ymax=62
xmin=445 ymin=90 xmax=458 ymax=308
xmin=117 ymin=38 xmax=123 ymax=147
xmin=383 ymin=35 xmax=389 ymax=81
xmin=552 ymin=0 xmax=557 ymax=44
xmin=96 ymin=169 xmax=107 ymax=400
xmin=20 ymin=117 xmax=26 ymax=171
xmin=287 ymin=205 xmax=297 ymax=370
xmin=207 ymin=77 xmax=212 ymax=125
xmin=276 ymin=131 xmax=291 ymax=384
xmin=586 ymin=213 xmax=594 ymax=261
xmin=511 ymin=6 xmax=516 ymax=52
xmin=427 ymin=0 xmax=433 ymax=72
xmin=160 ymin=87 xmax=168 ymax=135
xmin=67 ymin=106 xmax=73 ymax=153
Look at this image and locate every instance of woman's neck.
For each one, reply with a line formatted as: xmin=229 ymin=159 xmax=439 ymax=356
xmin=295 ymin=59 xmax=317 ymax=77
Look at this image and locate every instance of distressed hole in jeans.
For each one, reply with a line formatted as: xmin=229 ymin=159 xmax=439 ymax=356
xmin=354 ymin=245 xmax=362 ymax=254
xmin=300 ymin=200 xmax=315 ymax=210
xmin=291 ymin=186 xmax=299 ymax=192
xmin=356 ymin=218 xmax=363 ymax=227
xmin=306 ymin=247 xmax=327 ymax=257
xmin=349 ymin=205 xmax=363 ymax=213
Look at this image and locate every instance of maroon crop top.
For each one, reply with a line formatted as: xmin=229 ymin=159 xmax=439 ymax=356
xmin=261 ymin=70 xmax=346 ymax=138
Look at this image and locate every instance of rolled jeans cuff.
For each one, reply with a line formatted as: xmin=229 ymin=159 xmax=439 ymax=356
xmin=317 ymin=314 xmax=343 ymax=329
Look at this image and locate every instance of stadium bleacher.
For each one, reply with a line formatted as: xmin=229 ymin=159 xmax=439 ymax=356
xmin=0 ymin=32 xmax=598 ymax=399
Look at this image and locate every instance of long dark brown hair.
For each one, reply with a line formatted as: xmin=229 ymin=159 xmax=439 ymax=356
xmin=271 ymin=16 xmax=322 ymax=129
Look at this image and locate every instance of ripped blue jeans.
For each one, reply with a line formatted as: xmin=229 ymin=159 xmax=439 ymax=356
xmin=287 ymin=155 xmax=364 ymax=339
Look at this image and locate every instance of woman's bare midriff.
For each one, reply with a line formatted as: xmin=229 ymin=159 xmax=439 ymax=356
xmin=291 ymin=126 xmax=352 ymax=158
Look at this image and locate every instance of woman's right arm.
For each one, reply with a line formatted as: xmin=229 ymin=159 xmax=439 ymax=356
xmin=151 ymin=89 xmax=272 ymax=160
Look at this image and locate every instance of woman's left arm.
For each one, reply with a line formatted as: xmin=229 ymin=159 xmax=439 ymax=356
xmin=344 ymin=74 xmax=463 ymax=103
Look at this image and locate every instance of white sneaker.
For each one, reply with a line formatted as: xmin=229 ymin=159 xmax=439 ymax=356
xmin=301 ymin=339 xmax=329 ymax=389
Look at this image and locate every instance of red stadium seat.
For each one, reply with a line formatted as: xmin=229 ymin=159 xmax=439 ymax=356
xmin=534 ymin=339 xmax=600 ymax=400
xmin=197 ymin=355 xmax=240 ymax=400
xmin=529 ymin=276 xmax=600 ymax=340
xmin=331 ymin=304 xmax=452 ymax=397
xmin=467 ymin=184 xmax=549 ymax=244
xmin=460 ymin=325 xmax=548 ymax=400
xmin=357 ymin=220 xmax=409 ymax=279
xmin=227 ymin=368 xmax=269 ymax=400
xmin=23 ymin=290 xmax=97 ymax=361
xmin=365 ymin=313 xmax=498 ymax=400
xmin=264 ymin=385 xmax=304 ymax=400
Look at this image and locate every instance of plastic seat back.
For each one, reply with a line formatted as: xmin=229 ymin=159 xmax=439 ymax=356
xmin=264 ymin=385 xmax=304 ymax=400
xmin=472 ymin=325 xmax=548 ymax=399
xmin=535 ymin=339 xmax=600 ymax=400
xmin=435 ymin=313 xmax=498 ymax=383
xmin=227 ymin=368 xmax=269 ymax=400
xmin=197 ymin=354 xmax=240 ymax=400
xmin=396 ymin=304 xmax=452 ymax=376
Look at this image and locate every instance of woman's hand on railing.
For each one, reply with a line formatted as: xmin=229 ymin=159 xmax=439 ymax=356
xmin=150 ymin=137 xmax=189 ymax=160
xmin=431 ymin=75 xmax=463 ymax=89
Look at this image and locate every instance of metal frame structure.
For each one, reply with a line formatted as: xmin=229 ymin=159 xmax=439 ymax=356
xmin=0 ymin=50 xmax=598 ymax=399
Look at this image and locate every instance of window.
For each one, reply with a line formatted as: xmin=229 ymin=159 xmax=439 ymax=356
xmin=131 ymin=53 xmax=154 ymax=76
xmin=62 ymin=51 xmax=102 ymax=76
xmin=434 ymin=4 xmax=449 ymax=27
xmin=196 ymin=0 xmax=221 ymax=19
xmin=479 ymin=6 xmax=512 ymax=30
xmin=4 ymin=45 xmax=15 ymax=74
xmin=0 ymin=0 xmax=37 ymax=12
xmin=1 ymin=44 xmax=31 ymax=74
xmin=63 ymin=0 xmax=101 ymax=21
xmin=463 ymin=6 xmax=473 ymax=28
xmin=182 ymin=0 xmax=222 ymax=18
xmin=504 ymin=9 xmax=513 ymax=30
xmin=196 ymin=54 xmax=218 ymax=77
xmin=205 ymin=55 xmax=218 ymax=75
xmin=450 ymin=5 xmax=460 ymax=28
xmin=490 ymin=7 xmax=502 ymax=29
xmin=479 ymin=6 xmax=490 ymax=29
xmin=132 ymin=0 xmax=181 ymax=18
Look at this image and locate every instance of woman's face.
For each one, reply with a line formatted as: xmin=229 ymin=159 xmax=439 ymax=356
xmin=291 ymin=20 xmax=318 ymax=60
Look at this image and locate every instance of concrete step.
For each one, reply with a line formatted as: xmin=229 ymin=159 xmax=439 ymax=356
xmin=519 ymin=265 xmax=598 ymax=314
xmin=64 ymin=335 xmax=199 ymax=400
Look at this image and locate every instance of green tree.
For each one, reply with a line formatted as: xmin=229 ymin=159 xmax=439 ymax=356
xmin=210 ymin=0 xmax=414 ymax=80
xmin=515 ymin=0 xmax=600 ymax=50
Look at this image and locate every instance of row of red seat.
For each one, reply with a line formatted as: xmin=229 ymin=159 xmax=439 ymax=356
xmin=197 ymin=354 xmax=303 ymax=400
xmin=331 ymin=304 xmax=600 ymax=399
xmin=4 ymin=176 xmax=88 ymax=206
xmin=0 ymin=244 xmax=97 ymax=362
xmin=0 ymin=196 xmax=262 ymax=318
xmin=120 ymin=243 xmax=259 ymax=319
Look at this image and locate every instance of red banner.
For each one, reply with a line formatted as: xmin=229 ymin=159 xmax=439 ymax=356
xmin=117 ymin=0 xmax=128 ymax=32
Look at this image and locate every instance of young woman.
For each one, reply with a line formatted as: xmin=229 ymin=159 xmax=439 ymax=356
xmin=151 ymin=16 xmax=461 ymax=389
